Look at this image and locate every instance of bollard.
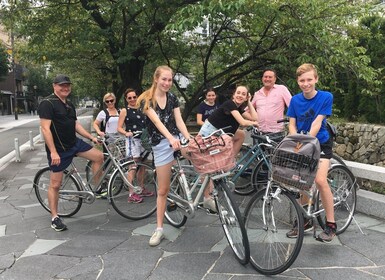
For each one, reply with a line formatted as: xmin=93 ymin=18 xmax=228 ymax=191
xmin=39 ymin=126 xmax=45 ymax=142
xmin=29 ymin=131 xmax=35 ymax=150
xmin=14 ymin=138 xmax=21 ymax=162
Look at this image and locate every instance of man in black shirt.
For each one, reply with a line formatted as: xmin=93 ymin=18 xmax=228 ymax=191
xmin=38 ymin=74 xmax=103 ymax=231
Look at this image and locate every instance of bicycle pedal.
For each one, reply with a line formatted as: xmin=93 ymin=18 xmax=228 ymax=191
xmin=205 ymin=208 xmax=218 ymax=215
xmin=167 ymin=203 xmax=177 ymax=212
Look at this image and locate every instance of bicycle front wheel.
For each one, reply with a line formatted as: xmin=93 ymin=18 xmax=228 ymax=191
xmin=233 ymin=145 xmax=259 ymax=196
xmin=244 ymin=185 xmax=304 ymax=275
xmin=251 ymin=156 xmax=271 ymax=193
xmin=164 ymin=171 xmax=188 ymax=228
xmin=214 ymin=179 xmax=250 ymax=265
xmin=316 ymin=164 xmax=357 ymax=235
xmin=33 ymin=167 xmax=83 ymax=217
xmin=109 ymin=161 xmax=157 ymax=220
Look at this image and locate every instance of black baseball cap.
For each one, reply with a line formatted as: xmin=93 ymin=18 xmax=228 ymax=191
xmin=53 ymin=74 xmax=72 ymax=84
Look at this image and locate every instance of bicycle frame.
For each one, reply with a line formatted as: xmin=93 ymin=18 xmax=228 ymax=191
xmin=58 ymin=137 xmax=143 ymax=204
xmin=262 ymin=165 xmax=357 ymax=225
xmin=168 ymin=154 xmax=230 ymax=219
xmin=231 ymin=141 xmax=272 ymax=182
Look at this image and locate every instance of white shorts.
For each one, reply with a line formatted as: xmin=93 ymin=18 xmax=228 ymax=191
xmin=126 ymin=137 xmax=145 ymax=158
xmin=152 ymin=136 xmax=178 ymax=167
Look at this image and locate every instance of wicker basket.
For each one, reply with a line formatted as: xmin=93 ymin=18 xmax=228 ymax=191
xmin=181 ymin=134 xmax=235 ymax=174
xmin=107 ymin=137 xmax=127 ymax=161
xmin=271 ymin=150 xmax=319 ymax=191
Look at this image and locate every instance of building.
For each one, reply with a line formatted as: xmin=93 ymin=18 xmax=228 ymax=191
xmin=0 ymin=24 xmax=25 ymax=116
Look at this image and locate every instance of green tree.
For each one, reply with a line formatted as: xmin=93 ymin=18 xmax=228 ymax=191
xmin=0 ymin=0 xmax=378 ymax=120
xmin=0 ymin=44 xmax=9 ymax=81
xmin=356 ymin=15 xmax=385 ymax=123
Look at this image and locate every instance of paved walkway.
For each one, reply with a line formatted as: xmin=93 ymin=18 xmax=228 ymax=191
xmin=0 ymin=114 xmax=385 ymax=279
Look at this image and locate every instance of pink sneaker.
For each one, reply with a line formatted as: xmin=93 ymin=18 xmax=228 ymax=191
xmin=141 ymin=188 xmax=154 ymax=197
xmin=128 ymin=193 xmax=143 ymax=203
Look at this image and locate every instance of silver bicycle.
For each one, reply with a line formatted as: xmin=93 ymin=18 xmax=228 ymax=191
xmin=33 ymin=136 xmax=157 ymax=220
xmin=164 ymin=132 xmax=250 ymax=265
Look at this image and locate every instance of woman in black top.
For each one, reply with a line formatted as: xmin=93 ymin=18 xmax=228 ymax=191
xmin=200 ymin=85 xmax=258 ymax=156
xmin=117 ymin=88 xmax=154 ymax=203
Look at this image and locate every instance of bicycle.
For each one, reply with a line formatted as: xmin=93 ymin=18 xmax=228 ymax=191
xmin=33 ymin=136 xmax=157 ymax=220
xmin=243 ymin=142 xmax=357 ymax=274
xmin=164 ymin=131 xmax=250 ymax=265
xmin=84 ymin=132 xmax=153 ymax=186
xmin=249 ymin=132 xmax=347 ymax=194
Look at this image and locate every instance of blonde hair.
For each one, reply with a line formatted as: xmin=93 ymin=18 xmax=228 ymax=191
xmin=103 ymin=92 xmax=116 ymax=102
xmin=296 ymin=63 xmax=318 ymax=78
xmin=136 ymin=65 xmax=173 ymax=111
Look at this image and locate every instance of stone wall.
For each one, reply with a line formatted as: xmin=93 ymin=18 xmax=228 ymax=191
xmin=334 ymin=123 xmax=385 ymax=167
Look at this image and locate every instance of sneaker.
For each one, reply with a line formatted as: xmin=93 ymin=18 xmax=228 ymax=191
xmin=140 ymin=188 xmax=154 ymax=197
xmin=128 ymin=193 xmax=143 ymax=203
xmin=149 ymin=230 xmax=164 ymax=246
xmin=203 ymin=197 xmax=217 ymax=213
xmin=95 ymin=184 xmax=108 ymax=199
xmin=316 ymin=222 xmax=337 ymax=243
xmin=286 ymin=218 xmax=314 ymax=238
xmin=95 ymin=189 xmax=108 ymax=199
xmin=51 ymin=217 xmax=67 ymax=232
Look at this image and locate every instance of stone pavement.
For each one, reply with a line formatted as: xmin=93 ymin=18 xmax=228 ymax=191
xmin=0 ymin=114 xmax=385 ymax=279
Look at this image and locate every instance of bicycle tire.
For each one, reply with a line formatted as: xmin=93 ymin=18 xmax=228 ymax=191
xmin=330 ymin=154 xmax=346 ymax=166
xmin=164 ymin=171 xmax=188 ymax=228
xmin=214 ymin=179 xmax=250 ymax=265
xmin=244 ymin=185 xmax=304 ymax=275
xmin=33 ymin=167 xmax=83 ymax=217
xmin=250 ymin=155 xmax=271 ymax=193
xmin=316 ymin=164 xmax=357 ymax=235
xmin=233 ymin=145 xmax=259 ymax=196
xmin=109 ymin=161 xmax=157 ymax=220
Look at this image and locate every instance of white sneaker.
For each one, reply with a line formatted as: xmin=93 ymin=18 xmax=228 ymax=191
xmin=149 ymin=230 xmax=164 ymax=246
xmin=203 ymin=197 xmax=217 ymax=213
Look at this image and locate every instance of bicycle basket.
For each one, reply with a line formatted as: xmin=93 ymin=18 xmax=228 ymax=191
xmin=107 ymin=137 xmax=127 ymax=161
xmin=181 ymin=134 xmax=235 ymax=174
xmin=271 ymin=134 xmax=320 ymax=191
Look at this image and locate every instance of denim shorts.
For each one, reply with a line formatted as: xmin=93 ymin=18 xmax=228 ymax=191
xmin=126 ymin=137 xmax=145 ymax=158
xmin=47 ymin=138 xmax=92 ymax=172
xmin=152 ymin=136 xmax=178 ymax=167
xmin=199 ymin=120 xmax=218 ymax=137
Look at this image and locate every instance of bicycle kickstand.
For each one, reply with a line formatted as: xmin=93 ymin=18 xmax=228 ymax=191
xmin=351 ymin=215 xmax=366 ymax=235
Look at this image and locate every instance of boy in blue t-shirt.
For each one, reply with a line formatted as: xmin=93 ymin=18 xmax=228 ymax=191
xmin=286 ymin=63 xmax=336 ymax=243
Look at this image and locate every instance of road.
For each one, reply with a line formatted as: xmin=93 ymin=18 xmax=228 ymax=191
xmin=0 ymin=119 xmax=40 ymax=158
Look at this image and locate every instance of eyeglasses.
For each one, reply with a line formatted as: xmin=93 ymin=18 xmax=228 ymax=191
xmin=127 ymin=96 xmax=137 ymax=100
xmin=105 ymin=99 xmax=114 ymax=104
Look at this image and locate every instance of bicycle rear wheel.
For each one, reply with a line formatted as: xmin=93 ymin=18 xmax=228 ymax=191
xmin=214 ymin=179 xmax=250 ymax=265
xmin=109 ymin=161 xmax=157 ymax=220
xmin=330 ymin=154 xmax=346 ymax=166
xmin=33 ymin=167 xmax=83 ymax=217
xmin=164 ymin=171 xmax=188 ymax=228
xmin=244 ymin=185 xmax=304 ymax=275
xmin=316 ymin=164 xmax=357 ymax=235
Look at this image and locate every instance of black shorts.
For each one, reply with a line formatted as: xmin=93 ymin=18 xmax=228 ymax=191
xmin=320 ymin=136 xmax=333 ymax=159
xmin=47 ymin=138 xmax=92 ymax=172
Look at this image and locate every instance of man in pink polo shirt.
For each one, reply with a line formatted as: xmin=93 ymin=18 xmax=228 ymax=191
xmin=251 ymin=69 xmax=292 ymax=138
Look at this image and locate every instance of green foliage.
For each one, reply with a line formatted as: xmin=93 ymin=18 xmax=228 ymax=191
xmin=0 ymin=0 xmax=381 ymax=122
xmin=0 ymin=44 xmax=9 ymax=81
